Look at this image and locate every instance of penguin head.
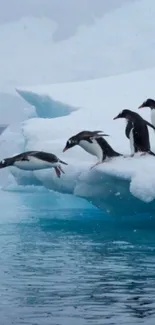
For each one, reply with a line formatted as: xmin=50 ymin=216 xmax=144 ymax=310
xmin=138 ymin=98 xmax=155 ymax=110
xmin=0 ymin=157 xmax=13 ymax=168
xmin=63 ymin=136 xmax=79 ymax=152
xmin=113 ymin=109 xmax=132 ymax=121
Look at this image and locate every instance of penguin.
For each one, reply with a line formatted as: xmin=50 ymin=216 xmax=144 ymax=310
xmin=0 ymin=151 xmax=68 ymax=178
xmin=138 ymin=98 xmax=155 ymax=128
xmin=113 ymin=109 xmax=155 ymax=156
xmin=63 ymin=130 xmax=122 ymax=168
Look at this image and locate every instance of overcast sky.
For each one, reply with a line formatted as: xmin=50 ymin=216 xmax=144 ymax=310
xmin=0 ymin=0 xmax=141 ymax=41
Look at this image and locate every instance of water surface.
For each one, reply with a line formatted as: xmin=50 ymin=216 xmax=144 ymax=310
xmin=0 ymin=189 xmax=155 ymax=325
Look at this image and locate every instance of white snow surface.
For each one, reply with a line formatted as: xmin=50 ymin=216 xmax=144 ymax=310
xmin=13 ymin=66 xmax=155 ymax=216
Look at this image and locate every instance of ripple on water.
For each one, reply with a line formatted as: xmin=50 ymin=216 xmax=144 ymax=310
xmin=0 ymin=190 xmax=155 ymax=324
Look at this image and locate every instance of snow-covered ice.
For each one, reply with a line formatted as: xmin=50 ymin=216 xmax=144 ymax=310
xmin=10 ymin=66 xmax=155 ymax=216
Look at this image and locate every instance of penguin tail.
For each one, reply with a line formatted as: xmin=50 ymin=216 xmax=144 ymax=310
xmin=116 ymin=152 xmax=123 ymax=157
xmin=148 ymin=150 xmax=155 ymax=157
xmin=59 ymin=159 xmax=68 ymax=165
xmin=113 ymin=151 xmax=123 ymax=157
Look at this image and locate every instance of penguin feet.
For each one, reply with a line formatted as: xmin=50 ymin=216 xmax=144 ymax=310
xmin=54 ymin=165 xmax=65 ymax=178
xmin=139 ymin=152 xmax=147 ymax=156
xmin=58 ymin=165 xmax=65 ymax=174
xmin=54 ymin=166 xmax=61 ymax=178
xmin=90 ymin=161 xmax=103 ymax=170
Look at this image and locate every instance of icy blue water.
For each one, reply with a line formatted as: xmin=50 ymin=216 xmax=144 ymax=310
xmin=0 ymin=188 xmax=155 ymax=325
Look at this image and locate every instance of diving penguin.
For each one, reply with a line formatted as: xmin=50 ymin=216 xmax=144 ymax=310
xmin=63 ymin=130 xmax=122 ymax=168
xmin=113 ymin=109 xmax=155 ymax=156
xmin=0 ymin=151 xmax=68 ymax=178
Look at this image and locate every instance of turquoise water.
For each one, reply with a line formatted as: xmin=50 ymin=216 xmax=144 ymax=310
xmin=0 ymin=189 xmax=155 ymax=325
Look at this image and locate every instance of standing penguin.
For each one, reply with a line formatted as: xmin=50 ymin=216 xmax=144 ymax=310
xmin=0 ymin=151 xmax=68 ymax=178
xmin=138 ymin=98 xmax=155 ymax=128
xmin=63 ymin=130 xmax=122 ymax=168
xmin=113 ymin=109 xmax=155 ymax=156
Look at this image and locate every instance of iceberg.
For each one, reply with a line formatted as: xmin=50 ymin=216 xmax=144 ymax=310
xmin=12 ymin=66 xmax=155 ymax=216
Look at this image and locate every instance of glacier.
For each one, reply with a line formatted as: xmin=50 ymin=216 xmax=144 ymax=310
xmin=6 ymin=66 xmax=155 ymax=217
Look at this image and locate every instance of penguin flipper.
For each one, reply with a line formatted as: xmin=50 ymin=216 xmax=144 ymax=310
xmin=15 ymin=155 xmax=29 ymax=162
xmin=125 ymin=121 xmax=133 ymax=139
xmin=144 ymin=120 xmax=155 ymax=131
xmin=89 ymin=134 xmax=109 ymax=142
xmin=83 ymin=131 xmax=108 ymax=139
xmin=92 ymin=130 xmax=109 ymax=137
xmin=92 ymin=130 xmax=104 ymax=135
xmin=21 ymin=157 xmax=29 ymax=161
xmin=90 ymin=134 xmax=109 ymax=139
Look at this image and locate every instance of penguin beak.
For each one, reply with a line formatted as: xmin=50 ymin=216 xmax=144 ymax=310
xmin=113 ymin=114 xmax=120 ymax=120
xmin=103 ymin=134 xmax=109 ymax=136
xmin=138 ymin=104 xmax=144 ymax=109
xmin=63 ymin=146 xmax=68 ymax=152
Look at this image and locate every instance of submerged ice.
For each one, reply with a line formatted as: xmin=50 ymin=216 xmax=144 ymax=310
xmin=16 ymin=89 xmax=78 ymax=119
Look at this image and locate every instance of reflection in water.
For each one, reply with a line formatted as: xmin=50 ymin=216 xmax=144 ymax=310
xmin=0 ymin=190 xmax=155 ymax=324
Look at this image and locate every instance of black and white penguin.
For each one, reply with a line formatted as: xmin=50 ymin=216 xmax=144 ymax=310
xmin=113 ymin=109 xmax=155 ymax=156
xmin=0 ymin=151 xmax=68 ymax=178
xmin=138 ymin=98 xmax=155 ymax=128
xmin=63 ymin=130 xmax=122 ymax=168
